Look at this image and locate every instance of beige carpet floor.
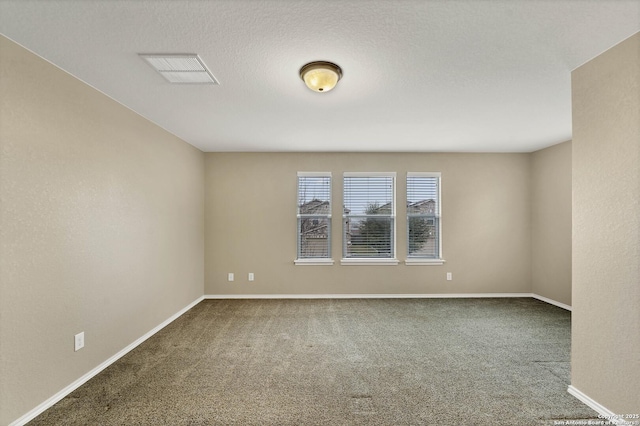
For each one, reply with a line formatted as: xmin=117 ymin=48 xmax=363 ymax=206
xmin=29 ymin=298 xmax=598 ymax=425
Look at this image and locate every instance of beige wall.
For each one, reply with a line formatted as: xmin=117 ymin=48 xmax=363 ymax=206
xmin=0 ymin=36 xmax=205 ymax=424
xmin=571 ymin=32 xmax=640 ymax=412
xmin=205 ymin=152 xmax=532 ymax=295
xmin=531 ymin=141 xmax=572 ymax=306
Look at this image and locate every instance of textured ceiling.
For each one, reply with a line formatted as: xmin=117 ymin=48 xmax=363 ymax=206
xmin=1 ymin=1 xmax=638 ymax=153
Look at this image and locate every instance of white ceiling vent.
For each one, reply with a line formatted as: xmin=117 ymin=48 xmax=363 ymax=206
xmin=139 ymin=54 xmax=219 ymax=84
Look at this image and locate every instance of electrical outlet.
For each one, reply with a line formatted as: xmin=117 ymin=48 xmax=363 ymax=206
xmin=228 ymin=273 xmax=234 ymax=282
xmin=446 ymin=272 xmax=452 ymax=281
xmin=248 ymin=273 xmax=254 ymax=281
xmin=74 ymin=332 xmax=85 ymax=352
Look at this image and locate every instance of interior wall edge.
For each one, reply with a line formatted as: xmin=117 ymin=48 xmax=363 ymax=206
xmin=530 ymin=140 xmax=572 ymax=306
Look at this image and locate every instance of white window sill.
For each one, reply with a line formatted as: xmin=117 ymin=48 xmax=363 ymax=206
xmin=341 ymin=258 xmax=399 ymax=266
xmin=294 ymin=258 xmax=335 ymax=266
xmin=405 ymin=258 xmax=446 ymax=265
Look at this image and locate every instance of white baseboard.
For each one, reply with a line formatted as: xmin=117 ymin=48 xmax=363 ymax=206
xmin=532 ymin=293 xmax=572 ymax=311
xmin=204 ymin=293 xmax=534 ymax=299
xmin=567 ymin=386 xmax=624 ymax=424
xmin=9 ymin=296 xmax=205 ymax=426
xmin=205 ymin=293 xmax=573 ymax=314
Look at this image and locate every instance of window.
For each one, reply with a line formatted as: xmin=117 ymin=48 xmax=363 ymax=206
xmin=295 ymin=173 xmax=333 ymax=265
xmin=406 ymin=172 xmax=443 ymax=264
xmin=342 ymin=173 xmax=397 ymax=264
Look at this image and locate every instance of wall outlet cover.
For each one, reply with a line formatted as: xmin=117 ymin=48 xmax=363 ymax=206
xmin=74 ymin=332 xmax=85 ymax=351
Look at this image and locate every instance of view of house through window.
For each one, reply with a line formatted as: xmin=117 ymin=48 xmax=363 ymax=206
xmin=297 ymin=173 xmax=331 ymax=259
xmin=407 ymin=173 xmax=441 ymax=259
xmin=343 ymin=173 xmax=396 ymax=259
xmin=297 ymin=172 xmax=440 ymax=263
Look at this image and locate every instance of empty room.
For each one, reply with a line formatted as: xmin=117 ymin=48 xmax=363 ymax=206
xmin=1 ymin=1 xmax=638 ymax=425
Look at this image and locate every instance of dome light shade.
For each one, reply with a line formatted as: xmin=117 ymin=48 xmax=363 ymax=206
xmin=299 ymin=61 xmax=342 ymax=92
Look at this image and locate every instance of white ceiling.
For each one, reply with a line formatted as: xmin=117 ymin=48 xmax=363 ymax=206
xmin=1 ymin=1 xmax=638 ymax=153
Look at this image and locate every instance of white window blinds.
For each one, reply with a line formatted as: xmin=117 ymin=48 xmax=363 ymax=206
xmin=297 ymin=173 xmax=332 ymax=259
xmin=407 ymin=173 xmax=441 ymax=259
xmin=343 ymin=173 xmax=395 ymax=259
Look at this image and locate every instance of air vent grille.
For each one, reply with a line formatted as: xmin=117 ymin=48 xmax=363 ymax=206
xmin=139 ymin=54 xmax=219 ymax=85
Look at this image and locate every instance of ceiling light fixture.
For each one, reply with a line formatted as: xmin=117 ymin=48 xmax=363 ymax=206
xmin=299 ymin=61 xmax=342 ymax=93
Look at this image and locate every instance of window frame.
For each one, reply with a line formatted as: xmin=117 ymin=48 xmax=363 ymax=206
xmin=295 ymin=172 xmax=334 ymax=265
xmin=341 ymin=172 xmax=398 ymax=265
xmin=405 ymin=172 xmax=445 ymax=265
